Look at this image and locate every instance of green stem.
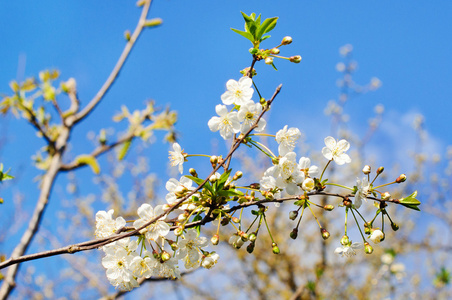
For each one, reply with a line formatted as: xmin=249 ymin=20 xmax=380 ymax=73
xmin=307 ymin=202 xmax=322 ymax=229
xmin=324 ymin=182 xmax=354 ymax=191
xmin=249 ymin=140 xmax=276 ymax=159
xmin=344 ymin=207 xmax=348 ymax=236
xmin=354 ymin=208 xmax=368 ymax=223
xmin=319 ymin=160 xmax=332 ymax=181
xmin=249 ymin=133 xmax=276 ymax=138
xmin=295 ymin=203 xmax=306 ymax=229
xmin=186 ymin=154 xmax=212 ymax=158
xmin=252 ymin=81 xmax=263 ymax=100
xmin=372 ymin=181 xmax=396 ymax=190
xmin=262 ymin=213 xmax=275 ymax=243
xmin=350 ymin=208 xmax=367 ymax=243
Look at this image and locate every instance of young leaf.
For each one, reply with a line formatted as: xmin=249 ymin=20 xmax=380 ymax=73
xmin=75 ymin=155 xmax=100 ymax=174
xmin=400 ymin=203 xmax=421 ymax=211
xmin=256 ymin=17 xmax=278 ymax=41
xmin=231 ymin=28 xmax=254 ymax=43
xmin=184 ymin=175 xmax=204 ymax=186
xmin=399 ymin=191 xmax=420 ymax=205
xmin=118 ymin=139 xmax=132 ymax=161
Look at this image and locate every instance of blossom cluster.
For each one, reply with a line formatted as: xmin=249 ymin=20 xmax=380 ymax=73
xmin=95 ymin=206 xmax=218 ymax=291
xmin=208 ymin=77 xmax=266 ymax=139
xmin=95 ymin=75 xmax=417 ymax=291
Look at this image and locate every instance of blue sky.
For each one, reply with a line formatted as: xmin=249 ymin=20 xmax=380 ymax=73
xmin=0 ymin=0 xmax=451 ymax=297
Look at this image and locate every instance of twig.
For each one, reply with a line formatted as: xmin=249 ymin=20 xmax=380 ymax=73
xmin=72 ymin=0 xmax=153 ymax=125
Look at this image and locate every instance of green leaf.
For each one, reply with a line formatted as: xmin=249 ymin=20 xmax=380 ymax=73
xmin=399 ymin=191 xmax=420 ymax=205
xmin=271 ymin=62 xmax=278 ymax=71
xmin=75 ymin=155 xmax=100 ymax=174
xmin=256 ymin=17 xmax=278 ymax=41
xmin=184 ymin=175 xmax=204 ymax=186
xmin=218 ymin=189 xmax=244 ymax=198
xmin=260 ymin=35 xmax=271 ymax=42
xmin=400 ymin=203 xmax=421 ymax=211
xmin=231 ymin=28 xmax=254 ymax=43
xmin=117 ymin=139 xmax=131 ymax=161
xmin=255 ymin=14 xmax=262 ymax=25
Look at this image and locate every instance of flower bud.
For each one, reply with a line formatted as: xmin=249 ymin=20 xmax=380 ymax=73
xmin=290 ymin=228 xmax=298 ymax=240
xmin=144 ymin=18 xmax=163 ymax=28
xmin=302 ymin=178 xmax=315 ymax=191
xmin=249 ymin=48 xmax=258 ymax=55
xmin=161 ymin=251 xmax=171 ymax=262
xmin=289 ymin=55 xmax=302 ymax=63
xmin=364 ymin=242 xmax=373 ymax=254
xmin=369 ymin=229 xmax=385 ymax=244
xmin=272 ymin=242 xmax=280 ymax=254
xmin=289 ymin=210 xmax=298 ymax=220
xmin=362 ymin=165 xmax=371 ymax=174
xmin=391 ymin=222 xmax=399 ymax=231
xmin=382 ymin=192 xmax=391 ymax=200
xmin=169 ymin=241 xmax=178 ymax=251
xmin=211 ymin=234 xmax=219 ymax=245
xmin=221 ymin=217 xmax=229 ymax=226
xmin=174 ymin=226 xmax=184 ymax=236
xmin=281 ymin=36 xmax=293 ymax=45
xmin=210 ymin=155 xmax=218 ymax=166
xmin=377 ymin=166 xmax=384 ymax=175
xmin=343 ymin=198 xmax=352 ymax=208
xmin=340 ymin=235 xmax=350 ymax=246
xmin=270 ymin=47 xmax=280 ymax=55
xmin=124 ymin=30 xmax=131 ymax=41
xmin=189 ymin=168 xmax=198 ymax=177
xmin=323 ymin=204 xmax=334 ymax=211
xmin=209 ymin=175 xmax=217 ymax=183
xmin=265 ymin=57 xmax=274 ymax=65
xmin=233 ymin=171 xmax=243 ymax=181
xmin=232 ymin=217 xmax=240 ymax=223
xmin=247 ymin=242 xmax=255 ymax=253
xmin=177 ymin=213 xmax=188 ymax=222
xmin=239 ymin=231 xmax=249 ymax=242
xmin=320 ymin=228 xmax=330 ymax=240
xmin=249 ymin=232 xmax=257 ymax=242
xmin=396 ymin=174 xmax=407 ymax=183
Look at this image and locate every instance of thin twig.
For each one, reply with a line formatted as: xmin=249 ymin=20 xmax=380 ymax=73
xmin=72 ymin=0 xmax=153 ymax=125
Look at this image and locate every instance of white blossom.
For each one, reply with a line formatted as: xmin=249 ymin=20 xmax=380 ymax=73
xmin=322 ymin=136 xmax=351 ymax=165
xmin=273 ymin=152 xmax=305 ymax=195
xmin=101 ymin=247 xmax=137 ymax=291
xmin=334 ymin=242 xmax=363 ymax=257
xmin=369 ymin=229 xmax=384 ymax=244
xmin=154 ymin=257 xmax=181 ymax=279
xmin=133 ymin=204 xmax=170 ymax=241
xmin=221 ymin=77 xmax=254 ymax=106
xmin=298 ymin=157 xmax=319 ymax=178
xmin=165 ymin=176 xmax=197 ymax=210
xmin=95 ymin=209 xmax=126 ymax=239
xmin=169 ymin=142 xmax=185 ymax=174
xmin=275 ymin=125 xmax=301 ymax=156
xmin=302 ymin=178 xmax=315 ymax=191
xmin=128 ymin=251 xmax=156 ymax=278
xmin=201 ymin=252 xmax=220 ymax=269
xmin=237 ymin=101 xmax=266 ymax=133
xmin=208 ymin=104 xmax=241 ymax=140
xmin=354 ymin=177 xmax=370 ymax=209
xmin=177 ymin=229 xmax=208 ymax=269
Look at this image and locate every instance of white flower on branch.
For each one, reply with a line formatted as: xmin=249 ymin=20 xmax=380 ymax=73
xmin=322 ymin=136 xmax=351 ymax=165
xmin=208 ymin=104 xmax=241 ymax=140
xmin=369 ymin=229 xmax=384 ymax=244
xmin=165 ymin=176 xmax=197 ymax=210
xmin=334 ymin=242 xmax=363 ymax=257
xmin=275 ymin=125 xmax=301 ymax=156
xmin=221 ymin=77 xmax=254 ymax=106
xmin=177 ymin=229 xmax=208 ymax=269
xmin=201 ymin=252 xmax=220 ymax=269
xmin=133 ymin=204 xmax=170 ymax=241
xmin=168 ymin=142 xmax=185 ymax=174
xmin=354 ymin=177 xmax=370 ymax=208
xmin=237 ymin=101 xmax=266 ymax=133
xmin=101 ymin=242 xmax=138 ymax=291
xmin=298 ymin=157 xmax=319 ymax=178
xmin=94 ymin=209 xmax=126 ymax=239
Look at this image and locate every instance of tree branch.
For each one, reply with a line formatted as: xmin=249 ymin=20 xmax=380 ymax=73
xmin=71 ymin=0 xmax=153 ymax=125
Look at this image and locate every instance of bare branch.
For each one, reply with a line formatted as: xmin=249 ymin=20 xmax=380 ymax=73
xmin=72 ymin=0 xmax=153 ymax=125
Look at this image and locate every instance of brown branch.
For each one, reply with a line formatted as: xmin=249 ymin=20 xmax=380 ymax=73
xmin=71 ymin=0 xmax=153 ymax=126
xmin=0 ymin=126 xmax=70 ymax=299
